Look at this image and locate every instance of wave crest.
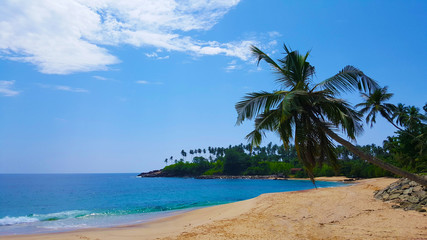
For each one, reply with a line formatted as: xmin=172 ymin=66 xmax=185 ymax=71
xmin=0 ymin=216 xmax=39 ymax=226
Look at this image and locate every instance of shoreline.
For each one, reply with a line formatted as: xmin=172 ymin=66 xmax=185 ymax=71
xmin=3 ymin=177 xmax=426 ymax=239
xmin=0 ymin=177 xmax=341 ymax=236
xmin=138 ymin=172 xmax=360 ymax=183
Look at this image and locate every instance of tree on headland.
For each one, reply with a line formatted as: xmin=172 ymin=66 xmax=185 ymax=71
xmin=235 ymin=43 xmax=427 ymax=186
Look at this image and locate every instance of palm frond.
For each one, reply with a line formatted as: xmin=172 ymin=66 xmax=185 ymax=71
xmin=245 ymin=129 xmax=265 ymax=152
xmin=254 ymin=109 xmax=281 ymax=132
xmin=235 ymin=91 xmax=285 ymax=125
xmin=309 ymin=90 xmax=363 ymax=138
xmin=314 ymin=65 xmax=379 ymax=94
xmin=251 ymin=46 xmax=297 ymax=88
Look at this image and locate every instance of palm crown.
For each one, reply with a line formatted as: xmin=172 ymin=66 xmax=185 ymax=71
xmin=356 ymin=86 xmax=396 ymax=127
xmin=236 ymin=44 xmax=379 ymax=181
xmin=235 ymin=44 xmax=427 ymax=186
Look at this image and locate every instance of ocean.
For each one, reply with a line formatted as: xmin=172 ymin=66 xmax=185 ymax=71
xmin=0 ymin=173 xmax=345 ymax=235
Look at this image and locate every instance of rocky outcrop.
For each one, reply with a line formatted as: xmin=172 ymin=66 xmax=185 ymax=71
xmin=137 ymin=170 xmax=166 ymax=177
xmin=374 ymin=177 xmax=427 ymax=212
xmin=195 ymin=175 xmax=288 ymax=180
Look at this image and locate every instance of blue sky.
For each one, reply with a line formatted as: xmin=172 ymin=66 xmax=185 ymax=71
xmin=0 ymin=0 xmax=426 ymax=173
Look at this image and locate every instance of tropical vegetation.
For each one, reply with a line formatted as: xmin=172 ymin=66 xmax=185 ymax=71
xmin=160 ymin=140 xmax=419 ymax=179
xmin=234 ymin=43 xmax=426 ymax=186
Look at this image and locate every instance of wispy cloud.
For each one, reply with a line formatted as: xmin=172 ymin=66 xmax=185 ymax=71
xmin=55 ymin=85 xmax=89 ymax=93
xmin=268 ymin=31 xmax=281 ymax=38
xmin=0 ymin=0 xmax=268 ymax=75
xmin=93 ymin=76 xmax=108 ymax=81
xmin=135 ymin=80 xmax=163 ymax=85
xmin=0 ymin=80 xmax=20 ymax=96
xmin=38 ymin=83 xmax=89 ymax=93
xmin=225 ymin=60 xmax=241 ymax=72
xmin=145 ymin=52 xmax=170 ymax=60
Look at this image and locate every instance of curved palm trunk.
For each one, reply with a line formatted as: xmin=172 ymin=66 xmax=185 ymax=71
xmin=386 ymin=117 xmax=405 ymax=131
xmin=384 ymin=116 xmax=417 ymax=138
xmin=323 ymin=127 xmax=427 ymax=187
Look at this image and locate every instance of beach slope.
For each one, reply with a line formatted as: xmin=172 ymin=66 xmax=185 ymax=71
xmin=3 ymin=178 xmax=426 ymax=240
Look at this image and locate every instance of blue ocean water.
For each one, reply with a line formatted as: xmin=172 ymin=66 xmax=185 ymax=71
xmin=0 ymin=174 xmax=345 ymax=235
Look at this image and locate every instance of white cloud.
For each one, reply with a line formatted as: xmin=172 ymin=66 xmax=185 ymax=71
xmin=136 ymin=80 xmax=163 ymax=85
xmin=145 ymin=52 xmax=170 ymax=60
xmin=0 ymin=0 xmax=263 ymax=75
xmin=0 ymin=80 xmax=20 ymax=96
xmin=55 ymin=85 xmax=89 ymax=93
xmin=268 ymin=40 xmax=278 ymax=47
xmin=268 ymin=31 xmax=281 ymax=38
xmin=38 ymin=83 xmax=89 ymax=93
xmin=93 ymin=75 xmax=108 ymax=80
xmin=226 ymin=65 xmax=237 ymax=71
xmin=145 ymin=53 xmax=158 ymax=58
xmin=136 ymin=80 xmax=149 ymax=84
xmin=225 ymin=60 xmax=241 ymax=72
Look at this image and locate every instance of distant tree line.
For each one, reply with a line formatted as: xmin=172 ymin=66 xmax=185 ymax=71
xmin=161 ymin=103 xmax=426 ymax=179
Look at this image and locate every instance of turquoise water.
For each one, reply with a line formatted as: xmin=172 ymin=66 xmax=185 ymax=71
xmin=0 ymin=174 xmax=345 ymax=235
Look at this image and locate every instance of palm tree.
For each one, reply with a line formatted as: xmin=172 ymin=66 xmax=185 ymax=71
xmin=356 ymin=87 xmax=401 ymax=129
xmin=393 ymin=103 xmax=408 ymax=127
xmin=403 ymin=106 xmax=426 ymax=130
xmin=356 ymin=89 xmax=420 ymax=140
xmin=236 ymin=43 xmax=427 ymax=186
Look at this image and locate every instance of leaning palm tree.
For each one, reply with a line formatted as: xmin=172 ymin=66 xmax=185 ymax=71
xmin=236 ymin=43 xmax=427 ymax=186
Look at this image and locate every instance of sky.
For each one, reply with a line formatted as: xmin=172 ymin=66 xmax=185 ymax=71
xmin=0 ymin=0 xmax=426 ymax=173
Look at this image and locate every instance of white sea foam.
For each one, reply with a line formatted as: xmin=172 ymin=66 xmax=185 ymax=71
xmin=31 ymin=210 xmax=90 ymax=221
xmin=0 ymin=210 xmax=91 ymax=227
xmin=0 ymin=216 xmax=39 ymax=226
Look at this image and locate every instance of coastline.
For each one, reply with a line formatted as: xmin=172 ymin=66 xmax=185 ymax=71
xmin=3 ymin=177 xmax=426 ymax=239
xmin=194 ymin=175 xmax=357 ymax=182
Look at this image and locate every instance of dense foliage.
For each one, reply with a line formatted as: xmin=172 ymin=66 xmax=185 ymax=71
xmin=161 ymin=141 xmax=410 ymax=178
xmin=162 ymin=102 xmax=426 ymax=178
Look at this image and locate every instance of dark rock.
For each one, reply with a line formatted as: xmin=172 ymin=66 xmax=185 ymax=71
xmin=389 ymin=189 xmax=403 ymax=194
xmin=403 ymin=188 xmax=412 ymax=195
xmin=412 ymin=191 xmax=426 ymax=199
xmin=389 ymin=194 xmax=401 ymax=200
xmin=407 ymin=196 xmax=420 ymax=204
xmin=404 ymin=204 xmax=422 ymax=211
xmin=409 ymin=181 xmax=418 ymax=187
xmin=382 ymin=193 xmax=390 ymax=200
xmin=373 ymin=177 xmax=426 ymax=212
xmin=343 ymin=178 xmax=357 ymax=182
xmin=137 ymin=170 xmax=166 ymax=177
xmin=195 ymin=175 xmax=284 ymax=180
xmin=374 ymin=190 xmax=385 ymax=200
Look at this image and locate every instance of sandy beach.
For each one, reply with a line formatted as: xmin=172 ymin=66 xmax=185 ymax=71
xmin=3 ymin=177 xmax=426 ymax=240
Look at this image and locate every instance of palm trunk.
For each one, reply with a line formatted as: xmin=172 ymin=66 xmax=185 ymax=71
xmin=323 ymin=127 xmax=427 ymax=187
xmin=385 ymin=116 xmax=416 ymax=138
